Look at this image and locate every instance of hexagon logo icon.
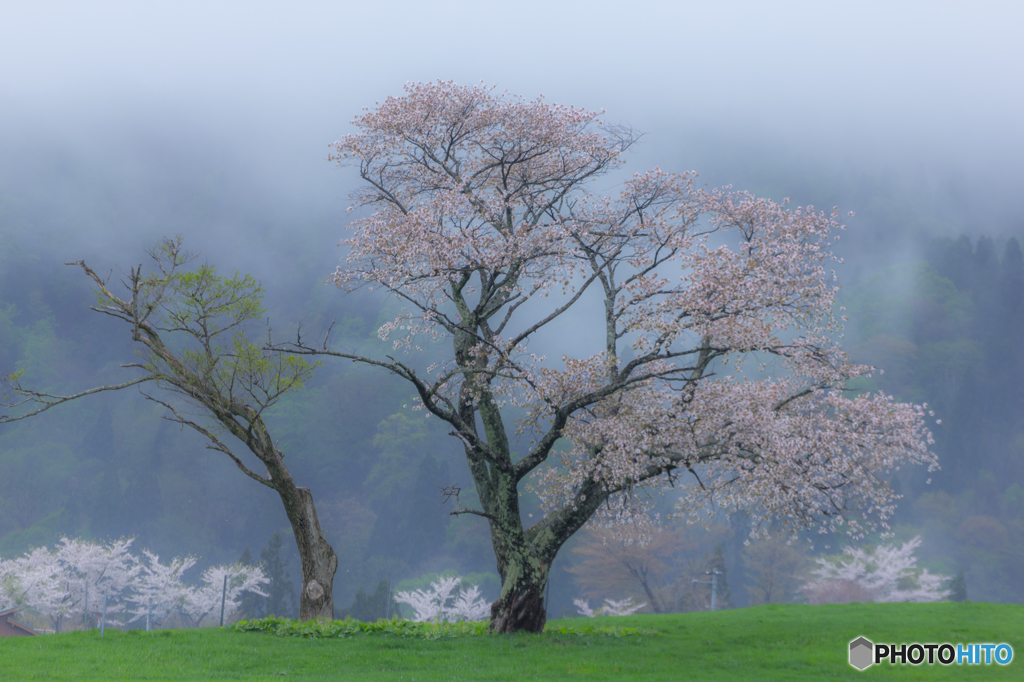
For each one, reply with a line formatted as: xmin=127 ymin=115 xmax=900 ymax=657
xmin=849 ymin=637 xmax=874 ymax=670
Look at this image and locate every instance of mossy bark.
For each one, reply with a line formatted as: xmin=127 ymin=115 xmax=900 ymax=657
xmin=277 ymin=484 xmax=338 ymax=620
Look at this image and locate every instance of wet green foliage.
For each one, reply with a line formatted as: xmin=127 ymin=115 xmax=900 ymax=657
xmin=232 ymin=614 xmax=655 ymax=639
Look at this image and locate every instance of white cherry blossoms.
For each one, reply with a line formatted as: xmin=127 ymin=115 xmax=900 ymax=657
xmin=0 ymin=538 xmax=267 ymax=630
xmin=393 ymin=576 xmax=490 ymax=623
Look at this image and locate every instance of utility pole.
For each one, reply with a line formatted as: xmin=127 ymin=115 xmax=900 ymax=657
xmin=219 ymin=574 xmax=228 ymax=627
xmin=692 ymin=570 xmax=723 ymax=611
xmin=100 ymin=588 xmax=108 ymax=638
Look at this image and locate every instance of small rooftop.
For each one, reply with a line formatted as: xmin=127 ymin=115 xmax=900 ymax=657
xmin=0 ymin=608 xmax=39 ymax=637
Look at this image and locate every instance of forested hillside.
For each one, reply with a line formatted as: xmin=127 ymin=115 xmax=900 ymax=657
xmin=840 ymin=235 xmax=1024 ymax=603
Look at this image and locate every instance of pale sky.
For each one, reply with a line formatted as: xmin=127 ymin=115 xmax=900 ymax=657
xmin=2 ymin=1 xmax=1021 ymax=267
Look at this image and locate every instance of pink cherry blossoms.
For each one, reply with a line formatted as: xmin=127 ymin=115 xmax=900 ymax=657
xmin=327 ymin=81 xmax=937 ymax=547
xmin=310 ymin=82 xmax=943 ymax=632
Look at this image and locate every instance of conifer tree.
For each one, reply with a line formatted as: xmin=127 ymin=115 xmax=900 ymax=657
xmin=947 ymin=569 xmax=967 ymax=602
xmin=236 ymin=547 xmax=264 ymax=619
xmin=341 ymin=580 xmax=395 ymax=622
xmin=260 ymin=531 xmax=296 ymax=618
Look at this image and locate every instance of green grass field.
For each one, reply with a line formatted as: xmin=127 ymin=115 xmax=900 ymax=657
xmin=2 ymin=603 xmax=1020 ymax=681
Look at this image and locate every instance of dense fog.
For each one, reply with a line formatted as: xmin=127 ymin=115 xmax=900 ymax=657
xmin=1 ymin=2 xmax=1022 ymax=621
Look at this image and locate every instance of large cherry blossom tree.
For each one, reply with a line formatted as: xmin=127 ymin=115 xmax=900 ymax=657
xmin=280 ymin=81 xmax=938 ymax=633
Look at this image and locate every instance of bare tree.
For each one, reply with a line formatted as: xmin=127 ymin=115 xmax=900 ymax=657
xmin=1 ymin=238 xmax=337 ymax=620
xmin=568 ymin=525 xmax=730 ymax=614
xmin=743 ymin=534 xmax=807 ymax=605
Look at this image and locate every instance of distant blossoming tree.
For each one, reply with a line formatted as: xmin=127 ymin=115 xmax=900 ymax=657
xmin=129 ymin=551 xmax=269 ymax=627
xmin=802 ymin=535 xmax=948 ymax=604
xmin=568 ymin=525 xmax=721 ymax=614
xmin=175 ymin=563 xmax=270 ymax=627
xmin=743 ymin=534 xmax=808 ymax=606
xmin=574 ymin=597 xmax=646 ymax=617
xmin=281 ymin=81 xmax=937 ymax=633
xmin=0 ymin=546 xmax=59 ymax=617
xmin=0 ymin=538 xmax=139 ymax=631
xmin=393 ymin=576 xmax=490 ymax=623
xmin=128 ymin=551 xmax=197 ymax=626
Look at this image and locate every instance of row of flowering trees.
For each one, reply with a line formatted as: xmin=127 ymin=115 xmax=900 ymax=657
xmin=0 ymin=537 xmax=267 ymax=632
xmin=568 ymin=532 xmax=950 ymax=613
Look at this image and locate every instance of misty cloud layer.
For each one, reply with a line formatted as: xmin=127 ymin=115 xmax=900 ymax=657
xmin=3 ymin=2 xmax=1022 ymax=259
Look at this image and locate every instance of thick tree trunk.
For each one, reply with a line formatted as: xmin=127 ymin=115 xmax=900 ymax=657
xmin=483 ymin=478 xmax=611 ymax=633
xmin=489 ymin=546 xmax=549 ymax=634
xmin=490 ymin=576 xmax=547 ymax=634
xmin=276 ymin=484 xmax=338 ymax=620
